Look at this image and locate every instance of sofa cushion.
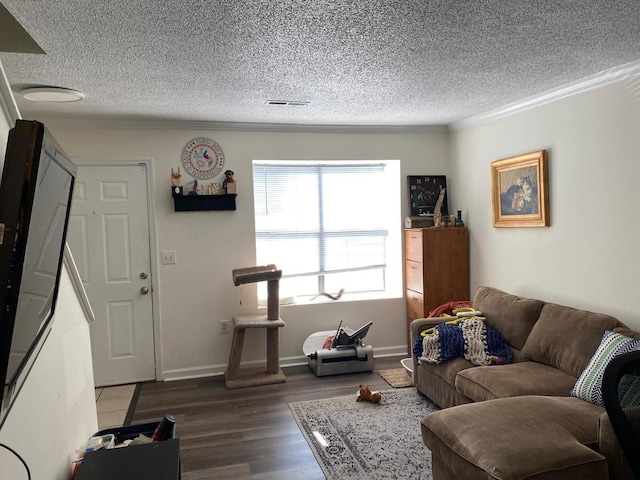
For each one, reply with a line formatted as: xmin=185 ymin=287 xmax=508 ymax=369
xmin=571 ymin=330 xmax=640 ymax=406
xmin=473 ymin=286 xmax=544 ymax=350
xmin=422 ymin=396 xmax=607 ymax=480
xmin=521 ymin=302 xmax=620 ymax=377
xmin=456 ymin=361 xmax=578 ymax=402
xmin=417 ymin=362 xmax=474 ymax=409
xmin=420 ymin=356 xmax=474 ymax=386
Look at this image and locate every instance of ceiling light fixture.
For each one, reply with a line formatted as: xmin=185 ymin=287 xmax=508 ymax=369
xmin=21 ymin=87 xmax=85 ymax=103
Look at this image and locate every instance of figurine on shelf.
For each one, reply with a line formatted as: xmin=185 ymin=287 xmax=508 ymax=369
xmin=223 ymin=170 xmax=237 ymax=194
xmin=208 ymin=183 xmax=222 ymax=195
xmin=171 ymin=167 xmax=183 ymax=197
xmin=186 ymin=179 xmax=199 ymax=196
xmin=433 ymin=188 xmax=445 ymax=227
xmin=171 ymin=167 xmax=182 ymax=186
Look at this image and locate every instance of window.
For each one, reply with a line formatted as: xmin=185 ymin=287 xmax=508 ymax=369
xmin=252 ymin=160 xmax=401 ymax=302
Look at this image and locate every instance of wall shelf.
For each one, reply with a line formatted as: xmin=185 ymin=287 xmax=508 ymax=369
xmin=173 ymin=194 xmax=236 ymax=211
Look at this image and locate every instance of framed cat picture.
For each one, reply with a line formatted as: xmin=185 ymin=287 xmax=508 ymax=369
xmin=491 ymin=150 xmax=548 ymax=228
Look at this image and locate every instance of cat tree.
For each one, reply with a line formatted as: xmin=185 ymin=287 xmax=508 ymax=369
xmin=224 ymin=264 xmax=286 ymax=389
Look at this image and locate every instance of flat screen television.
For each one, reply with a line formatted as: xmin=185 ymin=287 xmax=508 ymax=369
xmin=0 ymin=119 xmax=76 ymax=428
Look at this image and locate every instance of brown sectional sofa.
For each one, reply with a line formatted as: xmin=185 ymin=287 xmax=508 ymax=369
xmin=410 ymin=286 xmax=637 ymax=480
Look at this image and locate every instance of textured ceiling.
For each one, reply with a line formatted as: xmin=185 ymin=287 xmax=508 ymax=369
xmin=1 ymin=0 xmax=639 ymax=126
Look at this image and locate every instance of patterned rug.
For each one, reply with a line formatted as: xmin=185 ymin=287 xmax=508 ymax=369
xmin=377 ymin=368 xmax=414 ymax=388
xmin=289 ymin=389 xmax=437 ymax=479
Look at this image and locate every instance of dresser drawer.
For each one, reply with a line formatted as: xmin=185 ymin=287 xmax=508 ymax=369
xmin=405 ymin=260 xmax=423 ymax=293
xmin=405 ymin=230 xmax=423 ymax=261
xmin=406 ymin=289 xmax=424 ymax=319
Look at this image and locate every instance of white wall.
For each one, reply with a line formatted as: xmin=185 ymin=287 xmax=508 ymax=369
xmin=450 ymin=79 xmax=640 ymax=329
xmin=0 ymin=63 xmax=15 ymax=159
xmin=0 ymin=112 xmax=9 ymax=160
xmin=39 ymin=124 xmax=451 ymax=379
xmin=0 ymin=268 xmax=98 ymax=480
xmin=0 ymin=60 xmax=97 ymax=480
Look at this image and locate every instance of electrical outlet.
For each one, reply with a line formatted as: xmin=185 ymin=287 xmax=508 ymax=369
xmin=219 ymin=319 xmax=229 ymax=334
xmin=161 ymin=250 xmax=176 ymax=265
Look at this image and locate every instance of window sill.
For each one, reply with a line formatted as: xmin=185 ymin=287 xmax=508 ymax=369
xmin=258 ymin=290 xmax=402 ymax=308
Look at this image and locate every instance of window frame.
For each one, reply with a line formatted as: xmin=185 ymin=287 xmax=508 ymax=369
xmin=252 ymin=159 xmax=402 ymax=304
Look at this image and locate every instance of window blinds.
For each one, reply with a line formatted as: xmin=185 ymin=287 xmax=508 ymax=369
xmin=253 ymin=162 xmax=388 ymax=292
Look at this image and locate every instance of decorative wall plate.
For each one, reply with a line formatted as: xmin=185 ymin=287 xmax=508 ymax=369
xmin=182 ymin=138 xmax=225 ymax=179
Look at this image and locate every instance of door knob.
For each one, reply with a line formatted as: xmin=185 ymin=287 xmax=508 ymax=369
xmin=140 ymin=286 xmax=149 ymax=295
xmin=140 ymin=272 xmax=148 ymax=279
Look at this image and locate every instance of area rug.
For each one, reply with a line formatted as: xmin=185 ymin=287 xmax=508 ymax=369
xmin=289 ymin=389 xmax=437 ymax=479
xmin=377 ymin=368 xmax=414 ymax=388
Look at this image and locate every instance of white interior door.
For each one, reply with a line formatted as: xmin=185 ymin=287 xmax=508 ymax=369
xmin=67 ymin=164 xmax=155 ymax=386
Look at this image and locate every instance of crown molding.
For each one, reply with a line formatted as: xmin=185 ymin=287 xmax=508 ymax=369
xmin=30 ymin=115 xmax=448 ymax=134
xmin=25 ymin=59 xmax=640 ymax=134
xmin=450 ymin=59 xmax=640 ymax=131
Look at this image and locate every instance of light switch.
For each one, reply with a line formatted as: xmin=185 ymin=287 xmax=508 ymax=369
xmin=161 ymin=250 xmax=176 ymax=265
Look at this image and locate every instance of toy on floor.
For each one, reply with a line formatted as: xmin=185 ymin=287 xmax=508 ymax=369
xmin=356 ymin=384 xmax=382 ymax=403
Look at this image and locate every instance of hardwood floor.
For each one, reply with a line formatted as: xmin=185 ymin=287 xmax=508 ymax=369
xmin=130 ymin=355 xmax=408 ymax=479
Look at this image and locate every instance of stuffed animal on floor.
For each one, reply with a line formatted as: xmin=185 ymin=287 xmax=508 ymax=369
xmin=356 ymin=384 xmax=382 ymax=403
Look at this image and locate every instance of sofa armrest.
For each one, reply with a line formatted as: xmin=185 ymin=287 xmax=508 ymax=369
xmin=410 ymin=317 xmax=449 ymax=384
xmin=598 ymin=411 xmax=633 ymax=480
xmin=410 ymin=317 xmax=449 ymax=343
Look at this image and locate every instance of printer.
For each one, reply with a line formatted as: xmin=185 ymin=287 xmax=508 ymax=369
xmin=304 ymin=321 xmax=374 ymax=376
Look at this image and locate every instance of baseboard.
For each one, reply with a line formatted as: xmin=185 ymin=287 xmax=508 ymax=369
xmin=160 ymin=345 xmax=408 ymax=381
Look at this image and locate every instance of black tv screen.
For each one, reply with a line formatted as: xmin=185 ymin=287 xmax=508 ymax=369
xmin=0 ymin=119 xmax=76 ymax=427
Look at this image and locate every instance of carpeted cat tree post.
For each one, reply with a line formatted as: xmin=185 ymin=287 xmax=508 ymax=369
xmin=224 ymin=264 xmax=286 ymax=389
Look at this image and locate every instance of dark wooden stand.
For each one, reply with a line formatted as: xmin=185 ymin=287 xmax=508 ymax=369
xmin=75 ymin=438 xmax=180 ymax=479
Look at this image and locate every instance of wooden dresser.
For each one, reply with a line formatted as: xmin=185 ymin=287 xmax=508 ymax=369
xmin=405 ymin=228 xmax=470 ymax=354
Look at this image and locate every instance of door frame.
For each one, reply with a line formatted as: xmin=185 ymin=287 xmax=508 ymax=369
xmin=75 ymin=159 xmax=163 ymax=382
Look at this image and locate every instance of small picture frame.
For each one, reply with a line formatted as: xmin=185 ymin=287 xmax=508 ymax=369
xmin=208 ymin=183 xmax=222 ymax=195
xmin=408 ymin=175 xmax=447 ymax=216
xmin=491 ymin=150 xmax=549 ymax=228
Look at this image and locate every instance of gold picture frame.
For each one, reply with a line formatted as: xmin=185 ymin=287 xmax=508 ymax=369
xmin=491 ymin=150 xmax=548 ymax=228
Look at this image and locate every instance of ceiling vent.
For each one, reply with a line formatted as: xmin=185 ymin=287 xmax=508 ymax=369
xmin=265 ymin=100 xmax=310 ymax=106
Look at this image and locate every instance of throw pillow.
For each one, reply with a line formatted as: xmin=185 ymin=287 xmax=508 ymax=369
xmin=571 ymin=330 xmax=640 ymax=406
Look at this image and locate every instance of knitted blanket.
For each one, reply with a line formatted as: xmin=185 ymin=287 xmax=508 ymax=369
xmin=413 ymin=317 xmax=512 ymax=366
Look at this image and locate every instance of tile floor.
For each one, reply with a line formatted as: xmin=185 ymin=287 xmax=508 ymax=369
xmin=94 ymin=384 xmax=136 ymax=430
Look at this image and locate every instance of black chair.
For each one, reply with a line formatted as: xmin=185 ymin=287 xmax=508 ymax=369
xmin=603 ymin=349 xmax=640 ymax=479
